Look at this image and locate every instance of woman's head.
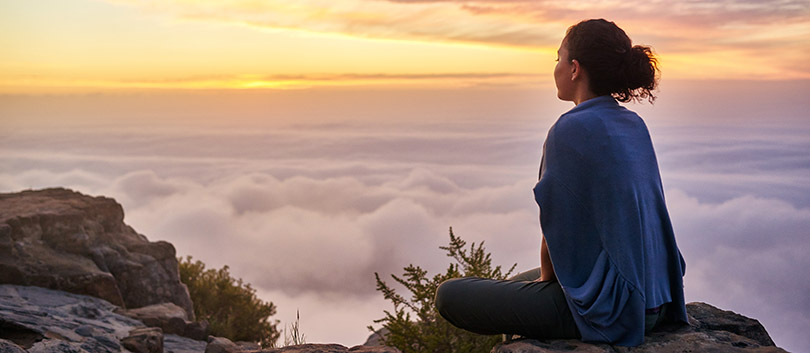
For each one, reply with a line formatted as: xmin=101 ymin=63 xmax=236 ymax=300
xmin=557 ymin=19 xmax=659 ymax=103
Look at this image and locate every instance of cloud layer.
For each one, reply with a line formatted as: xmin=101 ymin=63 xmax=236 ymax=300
xmin=1 ymin=85 xmax=809 ymax=350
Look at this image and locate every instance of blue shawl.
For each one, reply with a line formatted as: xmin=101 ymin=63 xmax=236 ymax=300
xmin=533 ymin=96 xmax=688 ymax=346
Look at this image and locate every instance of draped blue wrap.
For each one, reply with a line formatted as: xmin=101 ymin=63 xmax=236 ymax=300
xmin=533 ymin=96 xmax=688 ymax=346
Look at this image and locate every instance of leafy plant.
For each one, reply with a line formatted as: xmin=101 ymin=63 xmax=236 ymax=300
xmin=178 ymin=256 xmax=280 ymax=347
xmin=371 ymin=228 xmax=516 ymax=353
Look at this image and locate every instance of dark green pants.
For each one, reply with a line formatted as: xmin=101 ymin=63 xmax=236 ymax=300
xmin=435 ymin=267 xmax=665 ymax=340
xmin=434 ymin=268 xmax=580 ymax=340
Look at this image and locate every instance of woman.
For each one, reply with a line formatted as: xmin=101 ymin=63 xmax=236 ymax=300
xmin=435 ymin=19 xmax=688 ymax=346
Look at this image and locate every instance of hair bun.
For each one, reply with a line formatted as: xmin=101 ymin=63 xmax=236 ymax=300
xmin=627 ymin=45 xmax=658 ymax=91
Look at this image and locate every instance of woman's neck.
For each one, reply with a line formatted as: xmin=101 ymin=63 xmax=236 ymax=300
xmin=573 ymin=88 xmax=599 ymax=106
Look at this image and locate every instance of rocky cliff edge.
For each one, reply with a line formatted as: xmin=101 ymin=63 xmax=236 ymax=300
xmin=0 ymin=188 xmax=194 ymax=318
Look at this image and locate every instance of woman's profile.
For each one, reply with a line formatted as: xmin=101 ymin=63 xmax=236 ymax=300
xmin=434 ymin=19 xmax=688 ymax=346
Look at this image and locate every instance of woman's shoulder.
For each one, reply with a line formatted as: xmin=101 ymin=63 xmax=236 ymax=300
xmin=556 ymin=98 xmax=645 ymax=135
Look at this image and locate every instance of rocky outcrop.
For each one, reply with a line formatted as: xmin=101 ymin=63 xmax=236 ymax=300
xmin=492 ymin=302 xmax=788 ymax=353
xmin=0 ymin=284 xmax=205 ymax=353
xmin=0 ymin=188 xmax=193 ymax=318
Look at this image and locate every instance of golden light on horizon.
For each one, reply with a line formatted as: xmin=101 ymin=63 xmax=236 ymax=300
xmin=1 ymin=0 xmax=808 ymax=94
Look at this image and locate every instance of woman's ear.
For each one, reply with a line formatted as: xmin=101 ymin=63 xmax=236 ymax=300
xmin=571 ymin=59 xmax=583 ymax=81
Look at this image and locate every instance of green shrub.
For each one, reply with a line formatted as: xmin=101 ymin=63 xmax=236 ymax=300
xmin=178 ymin=256 xmax=280 ymax=347
xmin=371 ymin=228 xmax=516 ymax=353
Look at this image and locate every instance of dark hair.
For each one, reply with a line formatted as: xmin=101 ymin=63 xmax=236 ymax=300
xmin=564 ymin=19 xmax=659 ymax=103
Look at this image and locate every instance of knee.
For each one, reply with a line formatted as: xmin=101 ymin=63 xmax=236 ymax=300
xmin=435 ymin=278 xmax=465 ymax=316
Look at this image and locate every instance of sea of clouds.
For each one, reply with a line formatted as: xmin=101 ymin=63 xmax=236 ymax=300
xmin=1 ymin=84 xmax=808 ymax=351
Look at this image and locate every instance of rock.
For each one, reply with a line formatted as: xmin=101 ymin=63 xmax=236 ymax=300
xmin=492 ymin=302 xmax=788 ymax=353
xmin=236 ymin=341 xmax=262 ymax=351
xmin=206 ymin=336 xmax=241 ymax=353
xmin=363 ymin=328 xmax=389 ymax=347
xmin=261 ymin=344 xmax=402 ymax=353
xmin=0 ymin=284 xmax=144 ymax=352
xmin=0 ymin=339 xmax=26 ymax=353
xmin=0 ymin=188 xmax=194 ymax=319
xmin=124 ymin=302 xmax=189 ymax=335
xmin=164 ymin=333 xmax=209 ymax=353
xmin=687 ymin=301 xmax=776 ymax=347
xmin=27 ymin=339 xmax=93 ymax=353
xmin=121 ymin=327 xmax=164 ymax=353
xmin=184 ymin=320 xmax=211 ymax=341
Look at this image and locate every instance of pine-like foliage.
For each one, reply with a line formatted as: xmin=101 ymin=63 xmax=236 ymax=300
xmin=178 ymin=256 xmax=280 ymax=347
xmin=371 ymin=228 xmax=517 ymax=353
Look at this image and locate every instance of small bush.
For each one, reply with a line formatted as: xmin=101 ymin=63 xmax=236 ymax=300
xmin=371 ymin=228 xmax=516 ymax=353
xmin=178 ymin=256 xmax=280 ymax=347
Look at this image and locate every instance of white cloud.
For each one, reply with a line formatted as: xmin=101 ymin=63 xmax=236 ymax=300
xmin=2 ymin=85 xmax=809 ymax=351
xmin=668 ymin=189 xmax=810 ymax=351
xmin=0 ymin=168 xmax=109 ymax=192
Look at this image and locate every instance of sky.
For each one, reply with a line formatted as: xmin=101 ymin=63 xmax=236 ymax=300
xmin=1 ymin=0 xmax=810 ymax=352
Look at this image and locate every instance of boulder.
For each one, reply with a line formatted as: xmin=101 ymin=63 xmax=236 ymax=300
xmin=121 ymin=327 xmax=163 ymax=353
xmin=122 ymin=302 xmax=209 ymax=340
xmin=492 ymin=302 xmax=788 ymax=353
xmin=0 ymin=188 xmax=194 ymax=318
xmin=206 ymin=336 xmax=241 ymax=353
xmin=124 ymin=302 xmax=189 ymax=335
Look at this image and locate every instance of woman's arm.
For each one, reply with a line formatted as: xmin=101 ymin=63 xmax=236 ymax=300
xmin=540 ymin=236 xmax=556 ymax=281
xmin=539 ymin=210 xmax=556 ymax=282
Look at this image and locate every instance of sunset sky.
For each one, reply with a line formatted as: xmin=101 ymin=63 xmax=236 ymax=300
xmin=2 ymin=0 xmax=809 ymax=92
xmin=2 ymin=0 xmax=810 ymax=352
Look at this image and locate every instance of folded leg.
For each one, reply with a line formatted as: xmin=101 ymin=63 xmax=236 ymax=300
xmin=435 ymin=276 xmax=580 ymax=339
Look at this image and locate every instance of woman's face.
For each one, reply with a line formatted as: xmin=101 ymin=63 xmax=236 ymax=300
xmin=554 ymin=39 xmax=574 ymax=101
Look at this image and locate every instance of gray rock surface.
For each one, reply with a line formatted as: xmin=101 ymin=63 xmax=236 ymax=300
xmin=0 ymin=339 xmax=26 ymax=353
xmin=492 ymin=302 xmax=788 ymax=353
xmin=0 ymin=284 xmax=221 ymax=352
xmin=0 ymin=284 xmax=143 ymax=351
xmin=124 ymin=302 xmax=199 ymax=337
xmin=121 ymin=327 xmax=164 ymax=353
xmin=164 ymin=334 xmax=209 ymax=353
xmin=0 ymin=188 xmax=194 ymax=318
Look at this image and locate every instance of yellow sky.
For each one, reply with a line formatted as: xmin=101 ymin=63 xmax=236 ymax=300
xmin=1 ymin=0 xmax=808 ymax=93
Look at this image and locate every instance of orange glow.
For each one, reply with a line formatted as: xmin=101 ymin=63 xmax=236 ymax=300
xmin=1 ymin=0 xmax=807 ymax=94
